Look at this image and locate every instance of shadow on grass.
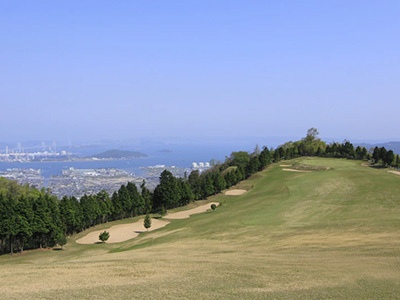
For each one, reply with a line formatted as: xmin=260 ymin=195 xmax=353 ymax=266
xmin=369 ymin=165 xmax=387 ymax=169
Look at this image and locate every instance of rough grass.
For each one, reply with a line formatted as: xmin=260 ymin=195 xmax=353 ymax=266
xmin=1 ymin=157 xmax=400 ymax=299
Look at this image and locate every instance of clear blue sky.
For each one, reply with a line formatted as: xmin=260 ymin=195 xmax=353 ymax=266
xmin=1 ymin=1 xmax=399 ymax=142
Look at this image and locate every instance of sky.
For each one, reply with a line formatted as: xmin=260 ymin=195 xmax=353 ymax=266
xmin=1 ymin=1 xmax=399 ymax=143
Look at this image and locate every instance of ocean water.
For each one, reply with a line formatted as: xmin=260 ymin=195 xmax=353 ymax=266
xmin=0 ymin=142 xmax=261 ymax=184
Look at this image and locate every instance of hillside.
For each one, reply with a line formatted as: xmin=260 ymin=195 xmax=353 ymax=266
xmin=1 ymin=157 xmax=400 ymax=299
xmin=356 ymin=141 xmax=400 ymax=154
xmin=91 ymin=149 xmax=147 ymax=159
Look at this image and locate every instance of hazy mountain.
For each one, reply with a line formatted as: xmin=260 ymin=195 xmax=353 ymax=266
xmin=355 ymin=142 xmax=400 ymax=154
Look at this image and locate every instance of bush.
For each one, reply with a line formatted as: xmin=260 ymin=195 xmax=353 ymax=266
xmin=99 ymin=231 xmax=110 ymax=243
xmin=211 ymin=204 xmax=217 ymax=211
xmin=56 ymin=233 xmax=67 ymax=249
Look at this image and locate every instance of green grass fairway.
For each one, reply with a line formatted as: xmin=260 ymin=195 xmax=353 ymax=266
xmin=1 ymin=157 xmax=400 ymax=299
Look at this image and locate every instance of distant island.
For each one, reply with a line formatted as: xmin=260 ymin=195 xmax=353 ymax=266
xmin=158 ymin=149 xmax=173 ymax=153
xmin=90 ymin=149 xmax=148 ymax=160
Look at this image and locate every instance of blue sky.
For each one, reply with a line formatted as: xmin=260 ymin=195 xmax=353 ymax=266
xmin=1 ymin=1 xmax=399 ymax=142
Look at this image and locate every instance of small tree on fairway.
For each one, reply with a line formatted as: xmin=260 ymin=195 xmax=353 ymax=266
xmin=56 ymin=233 xmax=67 ymax=249
xmin=144 ymin=214 xmax=151 ymax=231
xmin=211 ymin=204 xmax=217 ymax=211
xmin=99 ymin=231 xmax=110 ymax=243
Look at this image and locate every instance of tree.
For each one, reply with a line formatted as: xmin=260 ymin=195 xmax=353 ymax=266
xmin=211 ymin=204 xmax=217 ymax=211
xmin=213 ymin=172 xmax=226 ymax=194
xmin=302 ymin=127 xmax=320 ymax=156
xmin=273 ymin=149 xmax=281 ymax=162
xmin=372 ymin=146 xmax=380 ymax=163
xmin=15 ymin=196 xmax=33 ymax=254
xmin=379 ymin=147 xmax=388 ymax=165
xmin=99 ymin=231 xmax=109 ymax=243
xmin=56 ymin=233 xmax=67 ymax=249
xmin=32 ymin=194 xmax=51 ymax=249
xmin=144 ymin=214 xmax=151 ymax=231
xmin=258 ymin=146 xmax=271 ymax=169
xmin=384 ymin=150 xmax=395 ymax=167
xmin=395 ymin=155 xmax=400 ymax=169
xmin=201 ymin=173 xmax=215 ymax=198
xmin=111 ymin=191 xmax=122 ymax=220
xmin=127 ymin=182 xmax=144 ymax=217
xmin=229 ymin=151 xmax=250 ymax=168
xmin=153 ymin=170 xmax=179 ymax=210
xmin=118 ymin=185 xmax=132 ymax=219
xmin=188 ymin=170 xmax=202 ymax=199
xmin=140 ymin=180 xmax=153 ymax=213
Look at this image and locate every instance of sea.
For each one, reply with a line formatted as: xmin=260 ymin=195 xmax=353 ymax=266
xmin=0 ymin=140 xmax=279 ymax=185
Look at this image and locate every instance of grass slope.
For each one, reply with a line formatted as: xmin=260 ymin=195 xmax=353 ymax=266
xmin=1 ymin=157 xmax=400 ymax=299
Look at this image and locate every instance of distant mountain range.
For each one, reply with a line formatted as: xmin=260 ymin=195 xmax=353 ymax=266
xmin=355 ymin=142 xmax=400 ymax=154
xmin=91 ymin=149 xmax=147 ymax=159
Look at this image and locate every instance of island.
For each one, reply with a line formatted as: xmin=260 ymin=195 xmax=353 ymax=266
xmin=90 ymin=149 xmax=148 ymax=160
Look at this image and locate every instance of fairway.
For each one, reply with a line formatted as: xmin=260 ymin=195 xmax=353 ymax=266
xmin=1 ymin=157 xmax=400 ymax=299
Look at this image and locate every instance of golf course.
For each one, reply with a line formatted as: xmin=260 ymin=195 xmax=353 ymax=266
xmin=1 ymin=157 xmax=399 ymax=299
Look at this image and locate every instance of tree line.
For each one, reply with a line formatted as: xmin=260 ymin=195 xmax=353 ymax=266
xmin=1 ymin=128 xmax=399 ymax=255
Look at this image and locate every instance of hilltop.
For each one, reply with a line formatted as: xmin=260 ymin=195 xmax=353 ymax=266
xmin=91 ymin=149 xmax=147 ymax=159
xmin=1 ymin=157 xmax=399 ymax=299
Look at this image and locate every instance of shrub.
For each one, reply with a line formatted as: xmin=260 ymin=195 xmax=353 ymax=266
xmin=99 ymin=231 xmax=110 ymax=243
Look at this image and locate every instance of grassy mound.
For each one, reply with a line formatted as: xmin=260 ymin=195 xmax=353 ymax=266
xmin=1 ymin=157 xmax=400 ymax=299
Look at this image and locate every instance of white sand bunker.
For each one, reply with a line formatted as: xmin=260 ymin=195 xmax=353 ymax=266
xmin=388 ymin=170 xmax=400 ymax=176
xmin=165 ymin=202 xmax=219 ymax=219
xmin=76 ymin=218 xmax=170 ymax=244
xmin=225 ymin=189 xmax=247 ymax=196
xmin=282 ymin=168 xmax=310 ymax=173
xmin=280 ymin=164 xmax=292 ymax=167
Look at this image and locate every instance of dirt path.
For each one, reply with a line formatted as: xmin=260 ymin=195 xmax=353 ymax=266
xmin=76 ymin=218 xmax=170 ymax=244
xmin=164 ymin=202 xmax=219 ymax=219
xmin=280 ymin=164 xmax=292 ymax=167
xmin=225 ymin=189 xmax=247 ymax=196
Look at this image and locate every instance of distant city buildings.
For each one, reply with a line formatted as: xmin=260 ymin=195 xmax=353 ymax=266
xmin=0 ymin=168 xmax=44 ymax=188
xmin=191 ymin=161 xmax=211 ymax=172
xmin=0 ymin=150 xmax=72 ymax=162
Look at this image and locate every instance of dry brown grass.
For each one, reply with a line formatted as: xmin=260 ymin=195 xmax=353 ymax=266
xmin=1 ymin=157 xmax=400 ymax=299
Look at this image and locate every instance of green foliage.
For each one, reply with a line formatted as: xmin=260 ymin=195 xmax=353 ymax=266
xmin=3 ymin=127 xmax=398 ymax=257
xmin=144 ymin=214 xmax=151 ymax=231
xmin=159 ymin=206 xmax=167 ymax=217
xmin=211 ymin=204 xmax=217 ymax=211
xmin=99 ymin=231 xmax=110 ymax=243
xmin=229 ymin=151 xmax=250 ymax=168
xmin=153 ymin=170 xmax=179 ymax=210
xmin=56 ymin=233 xmax=67 ymax=249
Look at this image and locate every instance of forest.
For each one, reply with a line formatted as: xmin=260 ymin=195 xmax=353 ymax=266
xmin=1 ymin=129 xmax=399 ymax=255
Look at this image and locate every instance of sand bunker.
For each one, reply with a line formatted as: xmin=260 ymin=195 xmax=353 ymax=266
xmin=76 ymin=218 xmax=170 ymax=244
xmin=225 ymin=189 xmax=247 ymax=196
xmin=280 ymin=164 xmax=292 ymax=167
xmin=282 ymin=168 xmax=310 ymax=173
xmin=165 ymin=202 xmax=219 ymax=219
xmin=388 ymin=170 xmax=400 ymax=176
